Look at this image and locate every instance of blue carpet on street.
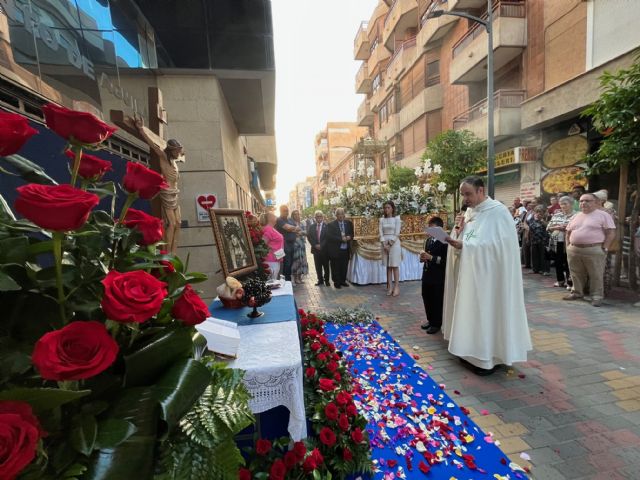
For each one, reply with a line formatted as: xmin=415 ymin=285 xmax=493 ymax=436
xmin=326 ymin=322 xmax=529 ymax=479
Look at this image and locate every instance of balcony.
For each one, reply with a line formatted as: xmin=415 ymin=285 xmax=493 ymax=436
xmin=386 ymin=36 xmax=417 ymax=84
xmin=356 ymin=63 xmax=372 ymax=94
xmin=354 ymin=21 xmax=371 ymax=60
xmin=367 ymin=41 xmax=391 ymax=76
xmin=399 ymin=84 xmax=443 ymax=130
xmin=319 ymin=161 xmax=330 ymax=172
xmin=358 ymin=99 xmax=375 ymax=126
xmin=378 ymin=113 xmax=400 ymax=140
xmin=382 ymin=0 xmax=419 ymax=51
xmin=450 ymin=1 xmax=526 ymax=84
xmin=418 ymin=0 xmax=457 ymax=50
xmin=370 ymin=83 xmax=387 ymax=112
xmin=449 ymin=0 xmax=487 ymax=10
xmin=452 ymin=89 xmax=525 ymax=139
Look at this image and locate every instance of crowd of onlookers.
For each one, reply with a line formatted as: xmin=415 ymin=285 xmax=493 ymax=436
xmin=509 ymin=186 xmax=625 ymax=306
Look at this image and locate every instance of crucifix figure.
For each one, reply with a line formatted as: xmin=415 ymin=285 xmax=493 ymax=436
xmin=111 ymin=87 xmax=184 ymax=254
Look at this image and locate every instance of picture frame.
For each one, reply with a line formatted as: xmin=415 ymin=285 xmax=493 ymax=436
xmin=209 ymin=208 xmax=257 ymax=278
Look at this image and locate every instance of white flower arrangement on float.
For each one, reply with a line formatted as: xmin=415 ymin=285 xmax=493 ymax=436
xmin=329 ymin=159 xmax=439 ymax=218
xmin=414 ymin=157 xmax=448 ymax=206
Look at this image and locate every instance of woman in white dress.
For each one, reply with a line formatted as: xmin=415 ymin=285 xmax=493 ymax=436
xmin=380 ymin=201 xmax=402 ymax=296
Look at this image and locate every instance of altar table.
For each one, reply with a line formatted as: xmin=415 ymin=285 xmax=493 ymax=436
xmin=207 ymin=283 xmax=306 ymax=440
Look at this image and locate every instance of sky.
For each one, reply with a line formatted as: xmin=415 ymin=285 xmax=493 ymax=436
xmin=271 ymin=0 xmax=379 ymax=204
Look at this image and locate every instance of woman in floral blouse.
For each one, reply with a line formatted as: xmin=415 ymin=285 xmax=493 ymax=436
xmin=546 ymin=196 xmax=575 ymax=287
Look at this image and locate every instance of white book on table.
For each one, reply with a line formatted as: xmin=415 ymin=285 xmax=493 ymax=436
xmin=195 ymin=317 xmax=241 ymax=358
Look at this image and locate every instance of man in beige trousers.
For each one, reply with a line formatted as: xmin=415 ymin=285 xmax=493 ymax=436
xmin=564 ymin=193 xmax=616 ymax=307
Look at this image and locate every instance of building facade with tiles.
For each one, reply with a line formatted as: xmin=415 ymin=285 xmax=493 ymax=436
xmin=354 ymin=0 xmax=640 ymax=204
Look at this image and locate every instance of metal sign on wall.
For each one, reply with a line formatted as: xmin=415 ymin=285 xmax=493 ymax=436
xmin=195 ymin=194 xmax=217 ymax=222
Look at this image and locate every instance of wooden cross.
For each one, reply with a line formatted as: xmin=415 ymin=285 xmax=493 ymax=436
xmin=110 ymin=87 xmax=168 ymax=218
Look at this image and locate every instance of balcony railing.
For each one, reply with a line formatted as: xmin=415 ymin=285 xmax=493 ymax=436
xmin=384 ymin=0 xmax=400 ymax=27
xmin=386 ymin=36 xmax=416 ymax=80
xmin=452 ymin=1 xmax=525 ymax=58
xmin=356 ymin=62 xmax=371 ymax=93
xmin=355 ymin=21 xmax=369 ymax=44
xmin=452 ymin=89 xmax=525 ymax=127
xmin=421 ymin=0 xmax=448 ymax=27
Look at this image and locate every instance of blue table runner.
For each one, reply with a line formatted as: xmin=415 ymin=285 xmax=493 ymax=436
xmin=208 ymin=295 xmax=298 ymax=326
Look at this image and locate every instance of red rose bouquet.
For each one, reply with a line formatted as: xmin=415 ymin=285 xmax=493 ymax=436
xmin=0 ymin=105 xmax=253 ymax=479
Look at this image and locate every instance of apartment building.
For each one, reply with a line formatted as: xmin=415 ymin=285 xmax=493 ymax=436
xmin=289 ymin=177 xmax=316 ymax=212
xmin=314 ymin=122 xmax=368 ymax=202
xmin=354 ymin=0 xmax=640 ymax=203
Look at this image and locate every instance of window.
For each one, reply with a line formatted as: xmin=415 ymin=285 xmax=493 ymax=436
xmin=427 ymin=60 xmax=440 ymax=86
xmin=398 ymin=55 xmax=426 ymax=109
xmin=401 ymin=115 xmax=427 ymax=156
xmin=379 ymin=103 xmax=388 ymax=125
xmin=381 ymin=152 xmax=388 ymax=170
xmin=372 ymin=73 xmax=382 ymax=92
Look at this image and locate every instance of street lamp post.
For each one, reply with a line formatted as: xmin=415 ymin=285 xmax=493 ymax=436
xmin=427 ymin=0 xmax=495 ymax=198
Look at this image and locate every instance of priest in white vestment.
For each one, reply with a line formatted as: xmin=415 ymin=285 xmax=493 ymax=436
xmin=445 ymin=176 xmax=532 ymax=374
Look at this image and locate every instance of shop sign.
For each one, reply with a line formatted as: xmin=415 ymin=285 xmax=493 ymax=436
xmin=520 ymin=181 xmax=540 ymax=201
xmin=494 ymin=147 xmax=538 ymax=168
xmin=1 ymin=0 xmax=95 ymax=80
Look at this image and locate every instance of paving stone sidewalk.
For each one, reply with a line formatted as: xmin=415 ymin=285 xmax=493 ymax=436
xmin=294 ymin=260 xmax=640 ymax=480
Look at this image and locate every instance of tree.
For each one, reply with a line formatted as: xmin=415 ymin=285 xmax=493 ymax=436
xmin=388 ymin=164 xmax=416 ymax=191
xmin=582 ymin=50 xmax=640 ymax=289
xmin=422 ymin=130 xmax=486 ymax=213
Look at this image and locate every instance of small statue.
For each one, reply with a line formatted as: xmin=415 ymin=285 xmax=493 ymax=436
xmin=216 ymin=276 xmax=245 ymax=308
xmin=133 ymin=115 xmax=183 ymax=254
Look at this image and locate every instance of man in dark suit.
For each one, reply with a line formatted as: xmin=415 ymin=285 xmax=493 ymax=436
xmin=420 ymin=216 xmax=449 ymax=334
xmin=326 ymin=208 xmax=354 ymax=289
xmin=307 ymin=210 xmax=330 ymax=286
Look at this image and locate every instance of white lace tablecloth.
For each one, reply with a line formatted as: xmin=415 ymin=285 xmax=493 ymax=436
xmin=348 ymin=248 xmax=422 ymax=285
xmin=226 ymin=320 xmax=306 ymax=440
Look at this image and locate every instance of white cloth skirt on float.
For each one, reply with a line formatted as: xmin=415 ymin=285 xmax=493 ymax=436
xmin=348 ymin=248 xmax=422 ymax=285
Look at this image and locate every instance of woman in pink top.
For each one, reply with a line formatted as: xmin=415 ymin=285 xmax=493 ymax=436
xmin=260 ymin=212 xmax=284 ymax=280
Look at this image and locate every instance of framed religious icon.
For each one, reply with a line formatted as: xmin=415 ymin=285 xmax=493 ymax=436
xmin=209 ymin=209 xmax=257 ymax=278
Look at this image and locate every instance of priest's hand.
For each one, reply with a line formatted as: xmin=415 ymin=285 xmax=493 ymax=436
xmin=447 ymin=238 xmax=463 ymax=250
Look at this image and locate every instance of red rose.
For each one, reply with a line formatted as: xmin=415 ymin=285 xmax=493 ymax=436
xmin=336 ymin=391 xmax=352 ymax=406
xmin=342 ymin=448 xmax=353 ymax=462
xmin=14 ymin=184 xmax=99 ymax=231
xmin=32 ymin=321 xmax=119 ymax=381
xmin=319 ymin=336 xmax=329 ymax=346
xmin=0 ymin=401 xmax=45 ymax=479
xmin=319 ymin=427 xmax=337 ymax=447
xmin=310 ymin=342 xmax=321 ymax=352
xmin=326 ymin=360 xmax=338 ymax=373
xmin=0 ymin=111 xmax=38 ymax=156
xmin=338 ymin=414 xmax=350 ymax=432
xmin=256 ymin=438 xmax=271 ymax=456
xmin=156 ymin=250 xmax=176 ymax=275
xmin=333 ymin=372 xmax=342 ymax=382
xmin=269 ymin=459 xmax=286 ymax=480
xmin=346 ymin=403 xmax=358 ymax=417
xmin=171 ymin=284 xmax=209 ymax=326
xmin=239 ymin=468 xmax=251 ymax=480
xmin=284 ymin=451 xmax=298 ymax=470
xmin=123 ymin=162 xmax=169 ymax=200
xmin=318 ymin=378 xmax=335 ymax=392
xmin=293 ymin=441 xmax=306 ymax=461
xmin=122 ymin=208 xmax=164 ymax=245
xmin=101 ymin=270 xmax=167 ymax=323
xmin=64 ymin=149 xmax=112 ymax=181
xmin=324 ymin=402 xmax=338 ymax=421
xmin=302 ymin=448 xmax=323 ymax=473
xmin=317 ymin=352 xmax=328 ymax=362
xmin=350 ymin=427 xmax=364 ymax=443
xmin=305 ymin=367 xmax=316 ymax=378
xmin=42 ymin=103 xmax=117 ymax=144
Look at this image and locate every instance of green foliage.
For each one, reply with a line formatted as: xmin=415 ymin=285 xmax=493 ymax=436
xmin=582 ymin=50 xmax=640 ymax=173
xmin=155 ymin=363 xmax=254 ymax=480
xmin=317 ymin=306 xmax=374 ymax=326
xmin=387 ymin=164 xmax=416 ymax=191
xmin=423 ymin=129 xmax=486 ymax=194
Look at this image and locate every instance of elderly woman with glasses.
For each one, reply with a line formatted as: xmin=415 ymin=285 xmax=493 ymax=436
xmin=547 ymin=195 xmax=576 ymax=287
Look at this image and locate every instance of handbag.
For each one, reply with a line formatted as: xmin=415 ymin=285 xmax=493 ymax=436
xmin=608 ymin=236 xmax=620 ymax=254
xmin=274 ymin=248 xmax=285 ymax=260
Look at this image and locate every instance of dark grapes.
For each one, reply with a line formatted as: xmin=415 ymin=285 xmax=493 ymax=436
xmin=241 ymin=278 xmax=272 ymax=308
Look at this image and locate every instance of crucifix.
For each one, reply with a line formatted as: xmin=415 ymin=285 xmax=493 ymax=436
xmin=111 ymin=87 xmax=184 ymax=254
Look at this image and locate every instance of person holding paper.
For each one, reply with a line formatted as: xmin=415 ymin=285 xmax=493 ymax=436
xmin=260 ymin=212 xmax=284 ymax=280
xmin=445 ymin=176 xmax=532 ymax=375
xmin=379 ymin=201 xmax=402 ymax=296
xmin=420 ymin=216 xmax=448 ymax=334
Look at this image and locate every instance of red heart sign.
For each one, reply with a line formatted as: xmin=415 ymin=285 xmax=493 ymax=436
xmin=197 ymin=194 xmax=216 ymax=210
